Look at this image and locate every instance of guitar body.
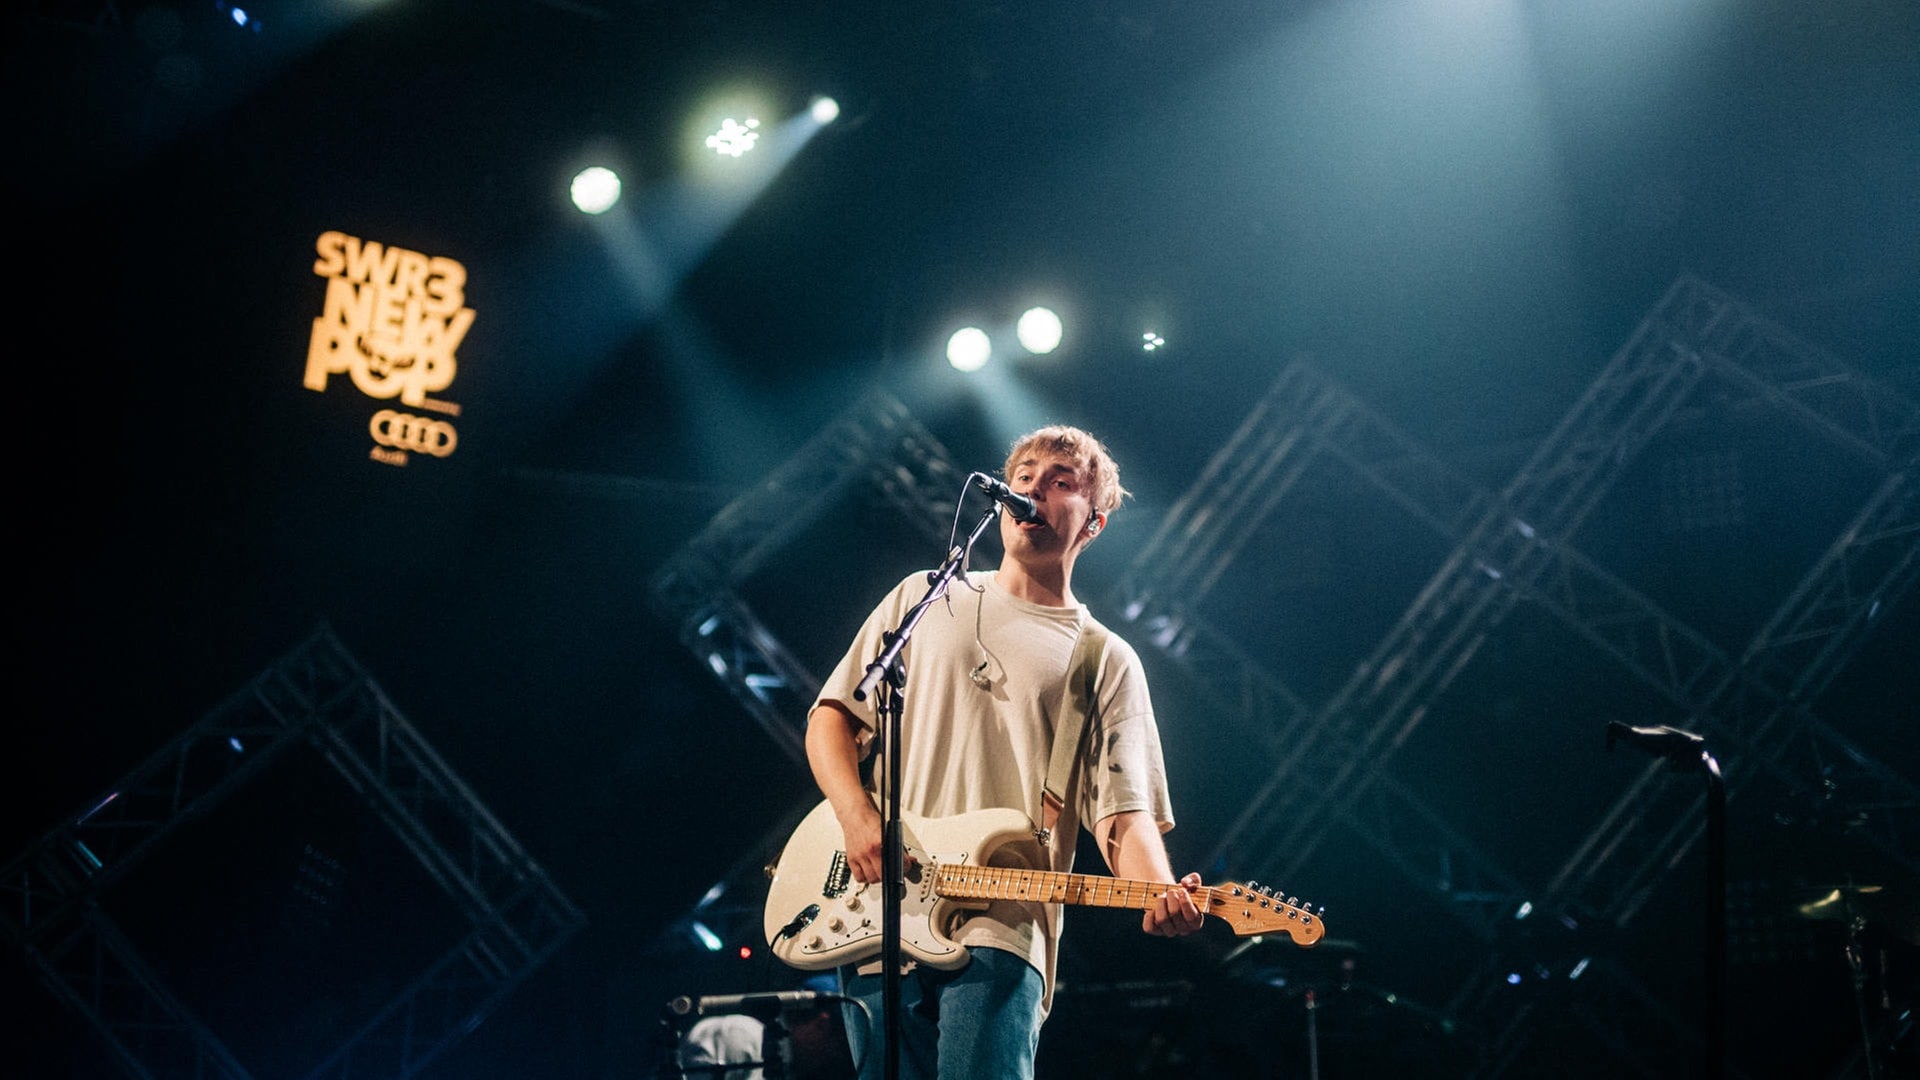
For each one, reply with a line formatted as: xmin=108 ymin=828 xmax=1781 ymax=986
xmin=764 ymin=799 xmax=1324 ymax=972
xmin=763 ymin=798 xmax=1045 ymax=971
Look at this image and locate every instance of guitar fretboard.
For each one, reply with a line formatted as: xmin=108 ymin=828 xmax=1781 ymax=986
xmin=934 ymin=863 xmax=1219 ymax=914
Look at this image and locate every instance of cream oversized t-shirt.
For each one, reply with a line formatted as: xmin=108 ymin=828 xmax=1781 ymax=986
xmin=813 ymin=570 xmax=1173 ymax=1012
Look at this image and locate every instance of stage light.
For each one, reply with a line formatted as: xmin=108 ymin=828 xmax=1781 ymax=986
xmin=682 ymin=88 xmax=777 ymax=177
xmin=1514 ymin=900 xmax=1533 ymax=920
xmin=947 ymin=327 xmax=991 ymax=372
xmin=1142 ymin=331 xmax=1165 ymax=352
xmin=810 ymin=96 xmax=840 ymax=124
xmin=743 ymin=673 xmax=786 ymax=702
xmin=570 ymin=166 xmax=622 ymax=214
xmin=77 ymin=792 xmax=120 ymax=825
xmin=228 ymin=737 xmax=244 ymax=753
xmin=1568 ymin=957 xmax=1591 ymax=980
xmin=1016 ymin=307 xmax=1062 ymax=355
xmin=690 ymin=920 xmax=723 ymax=952
xmin=214 ymin=1 xmax=263 ymax=32
xmin=1506 ymin=972 xmax=1523 ymax=985
xmin=706 ymin=117 xmax=762 ymax=158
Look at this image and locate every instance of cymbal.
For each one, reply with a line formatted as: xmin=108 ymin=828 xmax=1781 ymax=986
xmin=1795 ymin=885 xmax=1886 ymax=921
xmin=1792 ymin=884 xmax=1920 ymax=945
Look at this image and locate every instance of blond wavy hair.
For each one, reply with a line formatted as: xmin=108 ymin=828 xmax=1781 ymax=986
xmin=1003 ymin=425 xmax=1130 ymax=515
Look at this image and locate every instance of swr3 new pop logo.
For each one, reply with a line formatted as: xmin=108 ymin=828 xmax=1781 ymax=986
xmin=304 ymin=231 xmax=474 ymax=465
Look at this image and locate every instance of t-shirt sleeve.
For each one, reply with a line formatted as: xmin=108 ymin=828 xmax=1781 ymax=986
xmin=1079 ymin=634 xmax=1175 ymax=833
xmin=811 ymin=573 xmax=924 ymax=748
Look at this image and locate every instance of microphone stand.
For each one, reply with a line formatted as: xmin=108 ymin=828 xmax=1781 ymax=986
xmin=1606 ymin=722 xmax=1726 ymax=1080
xmin=852 ymin=505 xmax=1001 ymax=1080
xmin=1703 ymin=748 xmax=1726 ymax=1080
xmin=1304 ymin=987 xmax=1321 ymax=1080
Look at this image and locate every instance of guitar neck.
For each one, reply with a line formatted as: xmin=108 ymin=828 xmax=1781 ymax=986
xmin=935 ymin=864 xmax=1217 ymax=914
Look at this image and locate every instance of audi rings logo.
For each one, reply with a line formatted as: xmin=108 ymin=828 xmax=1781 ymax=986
xmin=370 ymin=410 xmax=458 ymax=457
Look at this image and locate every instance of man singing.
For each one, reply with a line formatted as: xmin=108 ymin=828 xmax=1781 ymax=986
xmin=805 ymin=425 xmax=1203 ymax=1079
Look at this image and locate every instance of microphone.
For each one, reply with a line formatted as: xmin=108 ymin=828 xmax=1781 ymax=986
xmin=1606 ymin=721 xmax=1706 ymax=769
xmin=972 ymin=472 xmax=1041 ymax=524
xmin=667 ymin=990 xmax=828 ymax=1018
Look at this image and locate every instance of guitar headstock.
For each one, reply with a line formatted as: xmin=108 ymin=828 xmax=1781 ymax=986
xmin=1209 ymin=881 xmax=1325 ymax=946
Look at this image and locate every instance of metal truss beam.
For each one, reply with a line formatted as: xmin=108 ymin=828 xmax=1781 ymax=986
xmin=1114 ymin=363 xmax=1524 ymax=942
xmin=1118 ymin=336 xmax=1688 ymax=929
xmin=28 ymin=910 xmax=255 ymax=1080
xmin=301 ymin=879 xmax=583 ymax=1080
xmin=649 ymin=389 xmax=965 ymax=763
xmin=1461 ymin=956 xmax=1751 ymax=1080
xmin=1496 ymin=282 xmax=1714 ymax=534
xmin=1465 ymin=286 xmax=1916 ymax=1072
xmin=1116 ymin=278 xmax=1918 ymax=1075
xmin=1 ymin=628 xmax=368 ymax=945
xmin=1119 ymin=361 xmax=1486 ymax=636
xmin=1197 ymin=287 xmax=1716 ymax=892
xmin=662 ymin=592 xmax=826 ymax=764
xmin=1212 ymin=279 xmax=1918 ymax=904
xmin=1540 ymin=472 xmax=1920 ymax=926
xmin=306 ymin=662 xmax=585 ymax=942
xmin=1344 ymin=774 xmax=1533 ymax=938
xmin=1739 ymin=470 xmax=1920 ymax=700
xmin=2 ymin=627 xmax=584 ymax=1080
xmin=1665 ymin=276 xmax=1920 ymax=468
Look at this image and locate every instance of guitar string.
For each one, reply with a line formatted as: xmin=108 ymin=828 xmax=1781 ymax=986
xmin=935 ymin=865 xmax=1241 ymax=914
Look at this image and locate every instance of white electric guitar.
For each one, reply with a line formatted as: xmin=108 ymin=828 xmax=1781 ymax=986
xmin=763 ymin=798 xmax=1324 ymax=971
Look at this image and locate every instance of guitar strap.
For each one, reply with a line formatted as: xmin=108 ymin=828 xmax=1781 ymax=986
xmin=1039 ymin=613 xmax=1110 ymax=845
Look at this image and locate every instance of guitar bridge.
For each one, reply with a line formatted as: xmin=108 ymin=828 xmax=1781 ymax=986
xmin=823 ymin=850 xmax=851 ymax=899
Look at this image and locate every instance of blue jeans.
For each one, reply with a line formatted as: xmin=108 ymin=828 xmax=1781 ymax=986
xmin=839 ymin=947 xmax=1045 ymax=1080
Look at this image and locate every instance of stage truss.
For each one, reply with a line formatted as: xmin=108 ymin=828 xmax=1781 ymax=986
xmin=0 ymin=627 xmax=585 ymax=1080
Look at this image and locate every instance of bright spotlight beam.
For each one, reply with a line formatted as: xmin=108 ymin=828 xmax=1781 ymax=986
xmin=947 ymin=327 xmax=991 ymax=372
xmin=705 ymin=117 xmax=761 ymax=158
xmin=1016 ymin=307 xmax=1063 ymax=354
xmin=570 ymin=166 xmax=622 ymax=214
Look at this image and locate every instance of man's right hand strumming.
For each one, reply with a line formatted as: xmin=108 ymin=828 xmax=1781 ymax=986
xmin=805 ymin=701 xmax=892 ymax=885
